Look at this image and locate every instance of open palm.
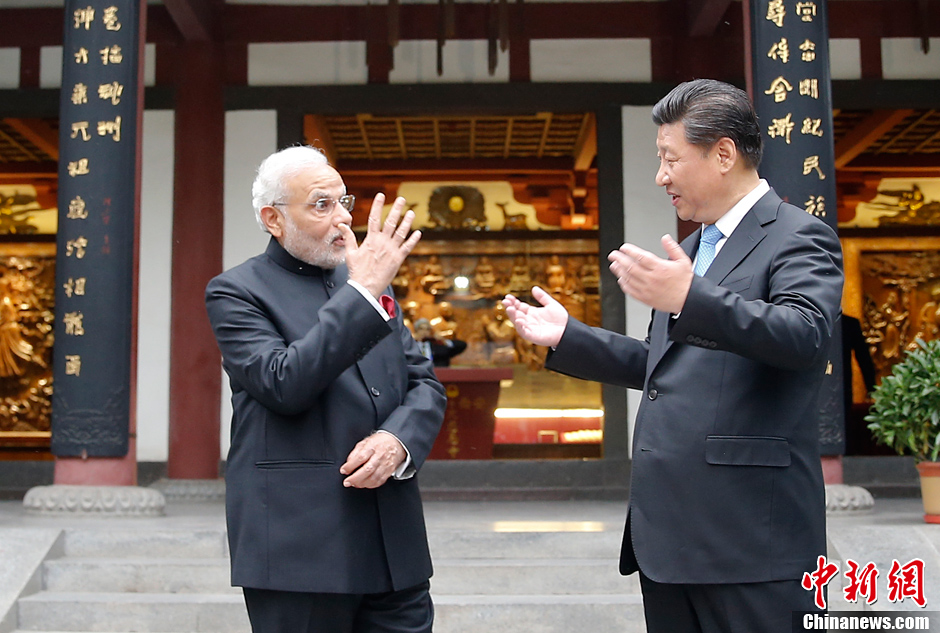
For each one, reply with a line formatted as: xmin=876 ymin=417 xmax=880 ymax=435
xmin=502 ymin=286 xmax=568 ymax=348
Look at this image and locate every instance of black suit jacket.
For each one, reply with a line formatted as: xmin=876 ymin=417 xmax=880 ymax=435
xmin=205 ymin=238 xmax=446 ymax=594
xmin=547 ymin=190 xmax=844 ymax=584
xmin=428 ymin=339 xmax=467 ymax=367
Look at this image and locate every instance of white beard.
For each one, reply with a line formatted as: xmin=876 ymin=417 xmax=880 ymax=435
xmin=280 ymin=215 xmax=345 ymax=269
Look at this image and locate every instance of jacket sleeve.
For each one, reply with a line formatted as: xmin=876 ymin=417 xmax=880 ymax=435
xmin=376 ymin=312 xmax=446 ymax=470
xmin=545 ymin=316 xmax=650 ymax=390
xmin=206 ymin=273 xmax=396 ymax=416
xmin=671 ymin=218 xmax=844 ymax=371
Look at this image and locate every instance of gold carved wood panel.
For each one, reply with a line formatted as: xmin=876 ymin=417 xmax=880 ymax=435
xmin=395 ymin=237 xmax=600 ymax=369
xmin=842 ymin=237 xmax=940 ymax=385
xmin=0 ymin=242 xmax=55 ymax=448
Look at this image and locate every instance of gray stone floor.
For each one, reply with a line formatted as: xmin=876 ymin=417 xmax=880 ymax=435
xmin=0 ymin=495 xmax=936 ymax=632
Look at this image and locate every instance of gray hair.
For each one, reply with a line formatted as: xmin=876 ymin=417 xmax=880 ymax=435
xmin=651 ymin=79 xmax=763 ymax=171
xmin=251 ymin=145 xmax=329 ymax=233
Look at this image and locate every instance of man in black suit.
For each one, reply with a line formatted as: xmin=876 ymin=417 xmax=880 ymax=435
xmin=504 ymin=80 xmax=844 ymax=632
xmin=413 ymin=318 xmax=467 ymax=367
xmin=205 ymin=146 xmax=446 ymax=633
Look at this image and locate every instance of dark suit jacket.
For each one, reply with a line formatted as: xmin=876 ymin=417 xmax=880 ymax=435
xmin=429 ymin=339 xmax=467 ymax=367
xmin=546 ymin=190 xmax=843 ymax=585
xmin=205 ymin=238 xmax=446 ymax=594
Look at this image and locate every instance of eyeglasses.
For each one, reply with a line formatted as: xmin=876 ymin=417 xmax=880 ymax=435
xmin=272 ymin=194 xmax=355 ymax=217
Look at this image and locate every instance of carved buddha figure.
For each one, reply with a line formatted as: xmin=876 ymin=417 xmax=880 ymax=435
xmin=507 ymin=255 xmax=532 ymax=297
xmin=473 ymin=256 xmax=497 ymax=298
xmin=419 ymin=255 xmax=450 ymax=296
xmin=430 ymin=301 xmax=458 ymax=340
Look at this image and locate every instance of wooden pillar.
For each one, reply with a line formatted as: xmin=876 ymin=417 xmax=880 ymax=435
xmin=167 ymin=41 xmax=224 ymax=479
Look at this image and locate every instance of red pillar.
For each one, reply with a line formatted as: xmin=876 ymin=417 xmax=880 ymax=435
xmin=167 ymin=41 xmax=224 ymax=479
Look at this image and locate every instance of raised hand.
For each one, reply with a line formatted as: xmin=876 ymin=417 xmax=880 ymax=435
xmin=502 ymin=286 xmax=569 ymax=348
xmin=608 ymin=234 xmax=693 ymax=314
xmin=339 ymin=194 xmax=422 ymax=298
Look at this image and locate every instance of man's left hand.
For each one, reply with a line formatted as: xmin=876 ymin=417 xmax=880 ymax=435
xmin=608 ymin=234 xmax=694 ymax=314
xmin=340 ymin=432 xmax=406 ymax=489
xmin=340 ymin=194 xmax=422 ymax=298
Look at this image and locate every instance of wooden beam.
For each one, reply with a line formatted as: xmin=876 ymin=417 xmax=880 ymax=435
xmin=573 ymin=113 xmax=597 ymax=172
xmin=163 ymin=0 xmax=217 ymax=42
xmin=3 ymin=118 xmax=58 ymax=161
xmin=838 ymin=154 xmax=940 ymax=171
xmin=0 ymin=9 xmax=62 ymax=48
xmin=354 ymin=114 xmax=375 ymax=161
xmin=0 ymin=126 xmax=41 ymax=162
xmin=537 ymin=112 xmax=553 ymax=159
xmin=0 ymin=162 xmax=58 ymax=177
xmin=304 ymin=115 xmax=338 ymax=165
xmin=338 ymin=156 xmax=575 ymax=175
xmin=833 ymin=109 xmax=914 ymax=169
xmin=341 ymin=169 xmax=581 ymax=189
xmin=687 ymin=0 xmax=733 ymax=37
xmin=6 ymin=1 xmax=940 ymax=50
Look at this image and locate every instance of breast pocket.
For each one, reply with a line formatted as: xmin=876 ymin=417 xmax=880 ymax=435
xmin=721 ymin=275 xmax=753 ymax=294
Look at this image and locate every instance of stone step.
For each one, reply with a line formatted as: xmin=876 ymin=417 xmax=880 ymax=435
xmin=61 ymin=529 xmax=227 ymax=559
xmin=432 ymin=594 xmax=647 ymax=633
xmin=41 ymin=557 xmax=634 ymax=597
xmin=16 ymin=592 xmax=250 ymax=632
xmin=427 ymin=530 xmax=622 ymax=560
xmin=15 ymin=592 xmax=644 ymax=633
xmin=56 ymin=527 xmax=618 ymax=561
xmin=42 ymin=558 xmax=237 ymax=594
xmin=431 ymin=558 xmax=639 ymax=595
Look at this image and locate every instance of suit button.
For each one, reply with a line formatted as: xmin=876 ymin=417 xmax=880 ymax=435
xmin=326 ymin=280 xmax=335 ymax=288
xmin=370 ymin=387 xmax=381 ymax=397
xmin=648 ymin=389 xmax=658 ymax=400
xmin=708 ymin=341 xmax=718 ymax=349
xmin=686 ymin=335 xmax=695 ymax=343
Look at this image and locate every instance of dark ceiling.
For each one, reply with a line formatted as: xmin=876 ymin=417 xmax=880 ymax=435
xmin=2 ymin=109 xmax=940 ymax=175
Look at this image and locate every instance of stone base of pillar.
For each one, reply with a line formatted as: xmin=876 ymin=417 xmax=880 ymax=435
xmin=150 ymin=478 xmax=225 ymax=503
xmin=22 ymin=485 xmax=165 ymax=516
xmin=825 ymin=483 xmax=875 ymax=514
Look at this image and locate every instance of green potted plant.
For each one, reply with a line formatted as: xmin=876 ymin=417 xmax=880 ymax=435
xmin=866 ymin=338 xmax=940 ymax=522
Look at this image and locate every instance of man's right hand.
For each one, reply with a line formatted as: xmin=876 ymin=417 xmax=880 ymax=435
xmin=339 ymin=194 xmax=422 ymax=298
xmin=502 ymin=286 xmax=569 ymax=348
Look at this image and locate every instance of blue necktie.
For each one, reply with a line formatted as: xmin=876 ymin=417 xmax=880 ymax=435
xmin=694 ymin=224 xmax=723 ymax=276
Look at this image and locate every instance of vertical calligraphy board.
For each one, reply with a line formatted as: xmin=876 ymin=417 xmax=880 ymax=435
xmin=52 ymin=0 xmax=141 ymax=457
xmin=750 ymin=0 xmax=836 ymax=230
xmin=749 ymin=0 xmax=843 ymax=453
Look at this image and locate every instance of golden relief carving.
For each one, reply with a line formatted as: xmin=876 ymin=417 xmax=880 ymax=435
xmin=859 ymin=249 xmax=940 ymax=381
xmin=392 ymin=246 xmax=600 ymax=370
xmin=427 ymin=186 xmax=487 ymax=230
xmin=0 ymin=244 xmax=55 ymax=439
xmin=843 ymin=182 xmax=940 ymax=229
xmin=1 ymin=192 xmax=41 ymax=235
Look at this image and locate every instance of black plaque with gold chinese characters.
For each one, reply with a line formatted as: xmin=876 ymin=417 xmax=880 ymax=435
xmin=749 ymin=0 xmax=842 ymax=454
xmin=749 ymin=0 xmax=836 ymax=230
xmin=52 ymin=0 xmax=142 ymax=457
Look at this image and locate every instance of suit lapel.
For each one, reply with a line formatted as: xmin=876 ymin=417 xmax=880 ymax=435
xmin=648 ymin=232 xmax=700 ymax=366
xmin=704 ymin=208 xmax=767 ymax=284
xmin=648 ymin=189 xmax=780 ymax=367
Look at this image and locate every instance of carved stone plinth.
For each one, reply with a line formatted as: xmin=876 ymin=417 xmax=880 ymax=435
xmin=150 ymin=478 xmax=226 ymax=503
xmin=22 ymin=485 xmax=165 ymax=516
xmin=825 ymin=484 xmax=875 ymax=514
